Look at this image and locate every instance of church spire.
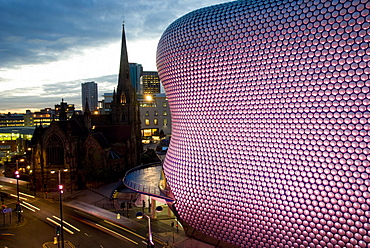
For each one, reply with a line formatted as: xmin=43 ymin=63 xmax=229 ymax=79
xmin=84 ymin=97 xmax=92 ymax=130
xmin=116 ymin=23 xmax=131 ymax=103
xmin=84 ymin=98 xmax=91 ymax=114
xmin=111 ymin=23 xmax=136 ymax=125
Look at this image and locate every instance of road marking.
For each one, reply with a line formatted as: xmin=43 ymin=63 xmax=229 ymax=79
xmin=95 ymin=224 xmax=138 ymax=245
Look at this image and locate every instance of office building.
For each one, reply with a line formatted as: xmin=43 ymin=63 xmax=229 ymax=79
xmin=98 ymin=93 xmax=114 ymax=115
xmin=129 ymin=63 xmax=143 ymax=94
xmin=157 ymin=0 xmax=370 ymax=247
xmin=0 ymin=113 xmax=25 ymax=127
xmin=0 ymin=127 xmax=34 ymax=163
xmin=30 ymin=108 xmax=54 ymax=126
xmin=81 ymin=81 xmax=98 ymax=112
xmin=55 ymin=100 xmax=76 ymax=119
xmin=138 ymin=93 xmax=171 ymax=143
xmin=141 ymin=71 xmax=161 ymax=95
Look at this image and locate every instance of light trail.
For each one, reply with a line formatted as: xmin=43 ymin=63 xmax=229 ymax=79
xmin=19 ymin=192 xmax=35 ymax=198
xmin=95 ymin=224 xmax=138 ymax=245
xmin=46 ymin=217 xmax=74 ymax=234
xmin=52 ymin=216 xmax=81 ymax=232
xmin=103 ymin=220 xmax=145 ymax=239
xmin=21 ymin=201 xmax=40 ymax=211
xmin=20 ymin=203 xmax=35 ymax=212
xmin=9 ymin=194 xmax=28 ymax=201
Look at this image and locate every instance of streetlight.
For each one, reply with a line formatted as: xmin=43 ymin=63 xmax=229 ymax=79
xmin=15 ymin=160 xmax=20 ymax=202
xmin=136 ymin=205 xmax=163 ymax=248
xmin=14 ymin=159 xmax=25 ymax=201
xmin=51 ymin=168 xmax=68 ymax=248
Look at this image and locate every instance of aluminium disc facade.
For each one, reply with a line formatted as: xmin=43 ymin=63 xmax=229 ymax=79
xmin=157 ymin=0 xmax=370 ymax=247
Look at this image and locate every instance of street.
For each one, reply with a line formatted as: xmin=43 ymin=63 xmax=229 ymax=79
xmin=0 ymin=182 xmax=169 ymax=248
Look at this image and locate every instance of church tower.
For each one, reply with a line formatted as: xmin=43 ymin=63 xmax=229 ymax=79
xmin=112 ymin=23 xmax=138 ymax=125
xmin=111 ymin=23 xmax=142 ymax=163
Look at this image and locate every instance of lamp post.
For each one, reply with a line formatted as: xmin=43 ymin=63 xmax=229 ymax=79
xmin=51 ymin=168 xmax=68 ymax=248
xmin=15 ymin=160 xmax=20 ymax=202
xmin=136 ymin=206 xmax=163 ymax=248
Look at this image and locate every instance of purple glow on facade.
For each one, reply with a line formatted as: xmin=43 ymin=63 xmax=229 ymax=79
xmin=157 ymin=0 xmax=370 ymax=247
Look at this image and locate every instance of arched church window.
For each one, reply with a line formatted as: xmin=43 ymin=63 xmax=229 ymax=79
xmin=47 ymin=134 xmax=64 ymax=165
xmin=121 ymin=94 xmax=126 ymax=104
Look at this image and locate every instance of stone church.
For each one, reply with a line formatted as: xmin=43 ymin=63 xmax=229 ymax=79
xmin=30 ymin=25 xmax=142 ymax=192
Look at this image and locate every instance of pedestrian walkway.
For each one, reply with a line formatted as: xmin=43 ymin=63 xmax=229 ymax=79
xmin=60 ymin=182 xmax=215 ymax=248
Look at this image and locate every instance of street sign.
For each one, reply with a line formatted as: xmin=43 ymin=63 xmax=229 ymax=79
xmin=2 ymin=208 xmax=12 ymax=214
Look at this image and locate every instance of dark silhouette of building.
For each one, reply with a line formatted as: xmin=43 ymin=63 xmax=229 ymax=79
xmin=30 ymin=24 xmax=142 ymax=191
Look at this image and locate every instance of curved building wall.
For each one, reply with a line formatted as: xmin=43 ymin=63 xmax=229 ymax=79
xmin=157 ymin=0 xmax=370 ymax=247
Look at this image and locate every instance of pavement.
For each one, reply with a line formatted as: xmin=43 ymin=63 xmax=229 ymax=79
xmin=45 ymin=182 xmax=215 ymax=248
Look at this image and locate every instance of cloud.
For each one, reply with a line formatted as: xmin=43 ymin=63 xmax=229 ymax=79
xmin=0 ymin=0 xmax=232 ymax=113
xmin=0 ymin=0 xmax=122 ymax=68
xmin=1 ymin=73 xmax=118 ymax=113
xmin=0 ymin=0 xmax=231 ymax=68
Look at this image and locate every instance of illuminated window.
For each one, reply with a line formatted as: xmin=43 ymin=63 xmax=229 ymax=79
xmin=154 ymin=111 xmax=158 ymax=116
xmin=145 ymin=119 xmax=150 ymax=126
xmin=163 ymin=111 xmax=168 ymax=116
xmin=152 ymin=129 xmax=159 ymax=135
xmin=140 ymin=102 xmax=157 ymax=107
xmin=154 ymin=119 xmax=158 ymax=125
xmin=145 ymin=111 xmax=149 ymax=117
xmin=163 ymin=119 xmax=168 ymax=125
xmin=163 ymin=102 xmax=167 ymax=108
xmin=120 ymin=94 xmax=126 ymax=104
xmin=143 ymin=129 xmax=152 ymax=137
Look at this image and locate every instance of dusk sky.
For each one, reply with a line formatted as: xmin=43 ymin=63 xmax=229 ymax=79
xmin=1 ymin=0 xmax=231 ymax=113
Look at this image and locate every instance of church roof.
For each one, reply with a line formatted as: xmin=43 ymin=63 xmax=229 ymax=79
xmin=30 ymin=125 xmax=47 ymax=145
xmin=91 ymin=132 xmax=110 ymax=148
xmin=55 ymin=119 xmax=87 ymax=137
xmin=91 ymin=114 xmax=112 ymax=125
xmin=93 ymin=125 xmax=132 ymax=143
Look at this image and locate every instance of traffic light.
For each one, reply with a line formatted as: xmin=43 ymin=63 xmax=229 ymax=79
xmin=58 ymin=185 xmax=64 ymax=194
xmin=15 ymin=203 xmax=22 ymax=213
xmin=56 ymin=226 xmax=61 ymax=236
xmin=15 ymin=170 xmax=20 ymax=179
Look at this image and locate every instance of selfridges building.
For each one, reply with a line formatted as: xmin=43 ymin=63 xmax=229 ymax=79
xmin=156 ymin=0 xmax=370 ymax=247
